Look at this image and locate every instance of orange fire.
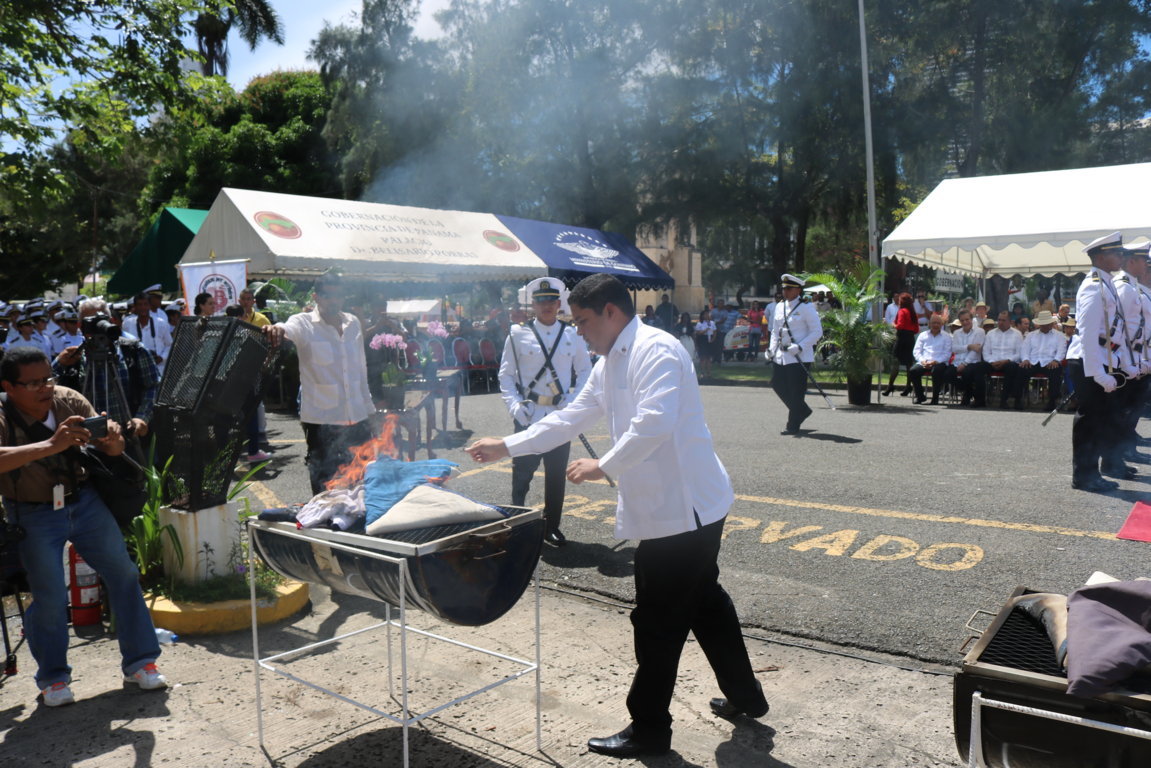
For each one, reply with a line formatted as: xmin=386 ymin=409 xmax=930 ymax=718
xmin=325 ymin=414 xmax=402 ymax=490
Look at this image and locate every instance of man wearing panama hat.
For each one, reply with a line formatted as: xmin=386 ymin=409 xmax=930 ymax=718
xmin=1020 ymin=310 xmax=1066 ymax=411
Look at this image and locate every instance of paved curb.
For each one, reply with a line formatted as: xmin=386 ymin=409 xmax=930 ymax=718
xmin=145 ymin=580 xmax=310 ymax=636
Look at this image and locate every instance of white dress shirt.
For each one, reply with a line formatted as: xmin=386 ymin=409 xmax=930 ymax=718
xmin=884 ymin=302 xmax=899 ymax=326
xmin=951 ymin=326 xmax=985 ymax=366
xmin=1113 ymin=271 xmax=1143 ymax=377
xmin=121 ymin=314 xmax=174 ymax=373
xmin=504 ymin=317 xmax=733 ymax=541
xmin=1067 ymin=266 xmax=1124 ymax=379
xmin=279 ymin=310 xmax=374 ymax=426
xmin=50 ymin=328 xmax=85 ymax=357
xmin=769 ymin=299 xmax=822 ymax=364
xmin=1022 ymin=328 xmax=1067 ymax=367
xmin=499 ymin=319 xmax=592 ymax=427
xmin=983 ymin=327 xmax=1023 ymax=363
xmin=913 ymin=329 xmax=952 ymax=364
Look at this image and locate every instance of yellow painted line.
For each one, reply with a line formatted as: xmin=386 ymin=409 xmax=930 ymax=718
xmin=735 ymin=493 xmax=1117 ymax=541
xmin=246 ymin=480 xmax=284 ymax=509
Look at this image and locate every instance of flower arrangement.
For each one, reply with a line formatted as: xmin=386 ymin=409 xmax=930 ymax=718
xmin=370 ymin=333 xmax=408 ymax=387
xmin=426 ymin=320 xmax=449 ymax=338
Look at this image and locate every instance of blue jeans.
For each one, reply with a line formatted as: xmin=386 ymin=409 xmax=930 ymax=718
xmin=9 ymin=484 xmax=160 ymax=689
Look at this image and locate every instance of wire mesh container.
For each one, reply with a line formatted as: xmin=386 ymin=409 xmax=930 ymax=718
xmin=153 ymin=317 xmax=271 ymax=510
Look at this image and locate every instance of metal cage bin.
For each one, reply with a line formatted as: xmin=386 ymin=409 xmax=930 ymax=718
xmin=152 ymin=316 xmax=271 ymax=510
xmin=250 ymin=506 xmax=544 ymax=626
xmin=955 ymin=587 xmax=1151 ymax=767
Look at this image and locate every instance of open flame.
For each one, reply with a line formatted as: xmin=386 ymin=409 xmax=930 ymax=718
xmin=325 ymin=414 xmax=401 ymax=490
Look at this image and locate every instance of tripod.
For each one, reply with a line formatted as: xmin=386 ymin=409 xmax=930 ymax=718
xmin=81 ymin=337 xmax=145 ymax=464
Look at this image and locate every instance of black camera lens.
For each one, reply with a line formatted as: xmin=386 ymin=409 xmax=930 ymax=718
xmin=80 ymin=313 xmax=121 ymax=341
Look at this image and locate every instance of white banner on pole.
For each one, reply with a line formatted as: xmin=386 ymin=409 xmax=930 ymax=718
xmin=178 ymin=259 xmax=248 ymax=316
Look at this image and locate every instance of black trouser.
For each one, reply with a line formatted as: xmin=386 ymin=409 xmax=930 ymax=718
xmin=510 ymin=420 xmax=570 ymax=533
xmin=772 ymin=361 xmax=811 ymax=430
xmin=1023 ymin=364 xmax=1063 ymax=408
xmin=1067 ymin=359 xmax=1113 ymax=481
xmin=1105 ymin=374 xmax=1148 ymax=468
xmin=908 ymin=362 xmax=953 ymax=401
xmin=302 ymin=420 xmax=373 ymax=495
xmin=989 ymin=362 xmax=1023 ymax=405
xmin=626 ymin=517 xmax=763 ymax=740
xmin=956 ymin=361 xmax=988 ymax=405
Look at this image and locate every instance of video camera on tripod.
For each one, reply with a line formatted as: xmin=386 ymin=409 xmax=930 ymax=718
xmin=80 ymin=313 xmax=121 ymax=355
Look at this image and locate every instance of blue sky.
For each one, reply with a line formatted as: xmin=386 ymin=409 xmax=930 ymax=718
xmin=223 ymin=0 xmax=450 ymax=90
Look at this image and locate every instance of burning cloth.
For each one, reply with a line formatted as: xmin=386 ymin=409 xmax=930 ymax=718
xmin=364 ymin=456 xmax=458 ymax=525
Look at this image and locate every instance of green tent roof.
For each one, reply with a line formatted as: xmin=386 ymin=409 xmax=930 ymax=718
xmin=108 ymin=207 xmax=208 ymax=295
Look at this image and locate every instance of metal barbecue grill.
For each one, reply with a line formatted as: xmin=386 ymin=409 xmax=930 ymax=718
xmin=250 ymin=506 xmax=542 ymax=626
xmin=955 ymin=587 xmax=1151 ymax=767
xmin=247 ymin=507 xmax=545 ymax=767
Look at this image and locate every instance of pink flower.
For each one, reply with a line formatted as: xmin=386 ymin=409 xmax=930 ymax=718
xmin=370 ymin=333 xmax=406 ymax=350
xmin=427 ymin=321 xmax=449 ymax=338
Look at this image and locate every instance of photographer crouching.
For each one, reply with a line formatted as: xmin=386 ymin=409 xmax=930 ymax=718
xmin=0 ymin=347 xmax=168 ymax=707
xmin=51 ymin=298 xmax=160 ymax=442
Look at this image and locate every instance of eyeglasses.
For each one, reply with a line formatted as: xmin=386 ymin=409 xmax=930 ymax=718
xmin=12 ymin=376 xmax=56 ymax=391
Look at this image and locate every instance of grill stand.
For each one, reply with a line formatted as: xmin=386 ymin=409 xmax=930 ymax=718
xmin=247 ymin=521 xmax=542 ymax=767
xmin=968 ymin=692 xmax=1151 ymax=768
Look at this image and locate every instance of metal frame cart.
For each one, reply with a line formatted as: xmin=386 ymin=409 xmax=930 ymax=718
xmin=247 ymin=515 xmax=544 ymax=767
xmin=955 ymin=587 xmax=1151 ymax=767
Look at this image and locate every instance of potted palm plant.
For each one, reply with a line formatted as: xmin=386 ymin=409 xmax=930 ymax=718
xmin=804 ymin=265 xmax=893 ymax=406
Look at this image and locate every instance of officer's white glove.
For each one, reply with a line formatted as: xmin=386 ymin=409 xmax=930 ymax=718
xmin=1094 ymin=373 xmax=1118 ymax=393
xmin=510 ymin=401 xmax=530 ymax=425
xmin=786 ymin=344 xmax=800 ymax=356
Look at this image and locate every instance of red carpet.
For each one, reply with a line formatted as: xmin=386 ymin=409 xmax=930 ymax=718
xmin=1117 ymin=501 xmax=1151 ymax=542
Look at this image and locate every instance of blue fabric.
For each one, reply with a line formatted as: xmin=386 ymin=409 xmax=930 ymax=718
xmin=363 ymin=457 xmax=458 ymax=524
xmin=10 ymin=484 xmax=160 ymax=688
xmin=496 ymin=214 xmax=673 ymax=290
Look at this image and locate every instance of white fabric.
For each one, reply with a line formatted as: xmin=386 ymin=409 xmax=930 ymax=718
xmin=769 ymin=299 xmax=822 ymax=364
xmin=913 ymin=330 xmax=952 ymax=364
xmin=983 ymin=327 xmax=1023 ymax=364
xmin=120 ymin=315 xmax=174 ymax=373
xmin=1022 ymin=328 xmax=1067 ymax=368
xmin=297 ymin=485 xmax=366 ymax=531
xmin=882 ymin=163 xmax=1151 ymax=278
xmin=365 ymin=484 xmax=504 ymax=536
xmin=694 ymin=319 xmax=716 ymax=342
xmin=951 ymin=326 xmax=985 ymax=366
xmin=504 ymin=317 xmax=733 ymax=541
xmin=279 ymin=310 xmax=374 ymax=425
xmin=1067 ymin=267 xmax=1125 ymax=379
xmin=498 ymin=319 xmax=592 ymax=427
xmin=884 ymin=302 xmax=899 ymax=327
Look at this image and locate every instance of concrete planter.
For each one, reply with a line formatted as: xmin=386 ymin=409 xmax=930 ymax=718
xmin=145 ymin=580 xmax=310 ymax=636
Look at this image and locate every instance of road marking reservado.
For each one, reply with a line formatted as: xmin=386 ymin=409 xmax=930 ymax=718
xmin=455 ymin=462 xmax=1118 ymax=541
xmin=735 ymin=494 xmax=1117 ymax=541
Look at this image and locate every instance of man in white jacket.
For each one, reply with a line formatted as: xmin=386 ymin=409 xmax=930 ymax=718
xmin=498 ymin=278 xmax=591 ymax=546
xmin=768 ymin=274 xmax=822 ymax=435
xmin=467 ymin=274 xmax=768 ymax=758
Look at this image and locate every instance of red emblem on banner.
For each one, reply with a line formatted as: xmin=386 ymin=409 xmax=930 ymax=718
xmin=254 ymin=211 xmax=302 ymax=239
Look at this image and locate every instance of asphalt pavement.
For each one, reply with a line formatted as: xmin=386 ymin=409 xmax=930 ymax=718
xmin=1 ymin=366 xmax=1146 ymax=766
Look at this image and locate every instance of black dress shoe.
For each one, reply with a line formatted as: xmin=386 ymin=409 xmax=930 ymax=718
xmin=544 ymin=529 xmax=566 ymax=547
xmin=1072 ymin=476 xmax=1119 ymax=492
xmin=587 ymin=726 xmax=671 ymax=758
xmin=780 ymin=427 xmax=799 ymax=436
xmin=710 ymin=683 xmax=770 ymax=720
xmin=913 ymin=395 xmax=927 ymax=405
xmin=1102 ymin=464 xmax=1137 ymax=480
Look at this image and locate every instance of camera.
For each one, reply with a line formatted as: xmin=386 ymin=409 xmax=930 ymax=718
xmin=82 ymin=415 xmax=108 ymax=439
xmin=0 ymin=521 xmax=26 ymax=548
xmin=80 ymin=313 xmax=121 ymax=342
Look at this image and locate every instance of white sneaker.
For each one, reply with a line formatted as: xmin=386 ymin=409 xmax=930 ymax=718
xmin=42 ymin=682 xmax=75 ymax=707
xmin=124 ymin=663 xmax=168 ymax=690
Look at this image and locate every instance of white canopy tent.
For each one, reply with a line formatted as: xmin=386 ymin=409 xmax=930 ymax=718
xmin=179 ymin=188 xmax=548 ymax=283
xmin=882 ymin=163 xmax=1151 ymax=278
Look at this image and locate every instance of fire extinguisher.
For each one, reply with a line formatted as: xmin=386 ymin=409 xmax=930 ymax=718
xmin=68 ymin=544 xmax=102 ymax=626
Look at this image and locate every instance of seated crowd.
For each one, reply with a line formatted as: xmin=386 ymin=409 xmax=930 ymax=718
xmin=905 ymin=307 xmax=1071 ymax=409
